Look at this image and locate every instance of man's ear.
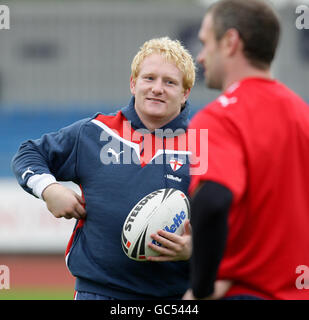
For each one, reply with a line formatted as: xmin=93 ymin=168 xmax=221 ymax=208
xmin=130 ymin=76 xmax=136 ymax=95
xmin=181 ymin=88 xmax=191 ymax=105
xmin=222 ymin=28 xmax=242 ymax=57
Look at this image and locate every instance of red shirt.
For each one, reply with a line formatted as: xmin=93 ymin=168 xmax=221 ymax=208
xmin=189 ymin=78 xmax=309 ymax=300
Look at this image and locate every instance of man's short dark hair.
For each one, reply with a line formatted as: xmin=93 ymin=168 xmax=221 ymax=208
xmin=208 ymin=0 xmax=281 ymax=69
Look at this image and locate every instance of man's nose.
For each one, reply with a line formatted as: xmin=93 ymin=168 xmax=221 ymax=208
xmin=196 ymin=50 xmax=204 ymax=65
xmin=152 ymin=79 xmax=164 ymax=94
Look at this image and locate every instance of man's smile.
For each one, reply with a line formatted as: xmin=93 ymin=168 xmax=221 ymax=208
xmin=146 ymin=97 xmax=165 ymax=103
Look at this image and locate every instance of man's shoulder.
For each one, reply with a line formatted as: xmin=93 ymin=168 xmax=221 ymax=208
xmin=89 ymin=110 xmax=125 ymax=130
xmin=190 ymin=93 xmax=239 ymax=125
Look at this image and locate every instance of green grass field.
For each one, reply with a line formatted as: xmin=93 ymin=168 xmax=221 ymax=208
xmin=0 ymin=287 xmax=73 ymax=300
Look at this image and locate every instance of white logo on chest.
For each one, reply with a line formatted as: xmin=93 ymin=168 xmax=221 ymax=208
xmin=107 ymin=148 xmax=124 ymax=163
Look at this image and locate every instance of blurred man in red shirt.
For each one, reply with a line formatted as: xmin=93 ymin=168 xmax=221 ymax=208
xmin=184 ymin=0 xmax=309 ymax=300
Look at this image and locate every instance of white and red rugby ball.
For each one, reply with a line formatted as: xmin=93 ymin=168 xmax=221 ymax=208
xmin=121 ymin=188 xmax=190 ymax=261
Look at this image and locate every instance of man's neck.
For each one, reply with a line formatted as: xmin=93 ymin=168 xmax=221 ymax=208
xmin=222 ymin=62 xmax=272 ymax=92
xmin=135 ymin=109 xmax=180 ymax=132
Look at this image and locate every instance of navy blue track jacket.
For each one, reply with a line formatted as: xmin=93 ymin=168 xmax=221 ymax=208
xmin=12 ymin=97 xmax=191 ymax=299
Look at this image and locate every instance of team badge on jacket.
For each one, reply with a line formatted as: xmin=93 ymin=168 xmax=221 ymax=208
xmin=169 ymin=158 xmax=183 ymax=171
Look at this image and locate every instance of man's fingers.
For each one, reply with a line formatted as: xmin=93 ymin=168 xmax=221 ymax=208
xmin=147 ymin=255 xmax=175 ymax=262
xmin=148 ymin=226 xmax=192 ymax=261
xmin=64 ymin=203 xmax=86 ymax=220
xmin=183 ymin=220 xmax=192 ymax=235
xmin=72 ymin=192 xmax=86 ymax=218
xmin=59 ymin=198 xmax=86 ymax=220
xmin=43 ymin=183 xmax=87 ymax=220
xmin=156 ymin=230 xmax=182 ymax=243
xmin=148 ymin=241 xmax=177 ymax=256
xmin=150 ymin=235 xmax=175 ymax=251
xmin=74 ymin=201 xmax=87 ymax=218
xmin=151 ymin=230 xmax=185 ymax=249
xmin=64 ymin=213 xmax=74 ymax=219
xmin=63 ymin=208 xmax=85 ymax=220
xmin=75 ymin=193 xmax=85 ymax=205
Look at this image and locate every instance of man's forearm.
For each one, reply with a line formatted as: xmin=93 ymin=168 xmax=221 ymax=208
xmin=190 ymin=181 xmax=233 ymax=298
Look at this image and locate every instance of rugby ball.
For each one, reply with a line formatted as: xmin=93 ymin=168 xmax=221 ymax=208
xmin=121 ymin=188 xmax=190 ymax=261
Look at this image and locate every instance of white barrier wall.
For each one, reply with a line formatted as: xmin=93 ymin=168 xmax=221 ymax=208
xmin=0 ymin=179 xmax=77 ymax=253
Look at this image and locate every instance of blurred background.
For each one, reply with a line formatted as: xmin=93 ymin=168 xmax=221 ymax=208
xmin=0 ymin=0 xmax=308 ymax=299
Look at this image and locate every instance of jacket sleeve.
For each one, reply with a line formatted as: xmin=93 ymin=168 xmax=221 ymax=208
xmin=190 ymin=180 xmax=233 ymax=299
xmin=11 ymin=118 xmax=90 ymax=199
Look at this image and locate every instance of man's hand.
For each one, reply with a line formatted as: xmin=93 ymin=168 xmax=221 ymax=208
xmin=42 ymin=183 xmax=86 ymax=219
xmin=182 ymin=280 xmax=233 ymax=300
xmin=146 ymin=220 xmax=192 ymax=262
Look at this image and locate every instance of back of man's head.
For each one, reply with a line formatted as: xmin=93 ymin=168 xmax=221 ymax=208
xmin=208 ymin=0 xmax=281 ymax=70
